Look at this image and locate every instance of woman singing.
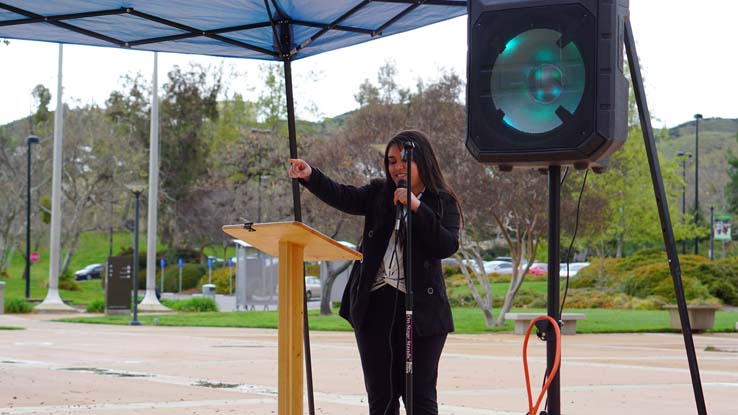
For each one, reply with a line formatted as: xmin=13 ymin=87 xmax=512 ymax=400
xmin=289 ymin=130 xmax=462 ymax=415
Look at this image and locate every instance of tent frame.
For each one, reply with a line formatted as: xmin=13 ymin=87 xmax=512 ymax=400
xmin=1 ymin=1 xmax=467 ymax=414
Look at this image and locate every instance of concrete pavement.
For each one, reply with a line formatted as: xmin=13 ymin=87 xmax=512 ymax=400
xmin=1 ymin=312 xmax=736 ymax=414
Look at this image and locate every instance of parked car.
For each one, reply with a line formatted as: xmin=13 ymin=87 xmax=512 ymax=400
xmin=74 ymin=263 xmax=104 ymax=281
xmin=483 ymin=260 xmax=514 ymax=274
xmin=527 ymin=262 xmax=548 ymax=276
xmin=305 ymin=276 xmax=321 ymax=301
xmin=559 ymin=262 xmax=590 ymax=278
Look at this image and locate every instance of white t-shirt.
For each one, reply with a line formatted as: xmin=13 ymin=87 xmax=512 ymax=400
xmin=371 ymin=228 xmax=405 ymax=293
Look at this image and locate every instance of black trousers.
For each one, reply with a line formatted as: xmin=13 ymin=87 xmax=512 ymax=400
xmin=354 ymin=285 xmax=447 ymax=415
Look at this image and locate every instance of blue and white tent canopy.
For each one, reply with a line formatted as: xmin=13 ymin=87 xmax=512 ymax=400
xmin=0 ymin=1 xmax=466 ymax=60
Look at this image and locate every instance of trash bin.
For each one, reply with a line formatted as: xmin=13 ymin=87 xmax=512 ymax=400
xmin=202 ymin=284 xmax=216 ymax=300
xmin=0 ymin=281 xmax=5 ymax=314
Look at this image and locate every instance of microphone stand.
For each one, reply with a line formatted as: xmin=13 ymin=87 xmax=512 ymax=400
xmin=402 ymin=143 xmax=414 ymax=415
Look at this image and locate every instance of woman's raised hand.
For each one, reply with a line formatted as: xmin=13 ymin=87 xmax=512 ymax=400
xmin=288 ymin=159 xmax=312 ymax=181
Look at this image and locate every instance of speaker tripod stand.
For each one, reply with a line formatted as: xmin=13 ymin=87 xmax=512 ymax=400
xmin=541 ymin=19 xmax=708 ymax=415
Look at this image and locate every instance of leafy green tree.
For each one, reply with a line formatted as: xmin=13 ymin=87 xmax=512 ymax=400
xmin=211 ymin=92 xmax=257 ymax=150
xmin=354 ymin=79 xmax=379 ymax=107
xmin=106 ymin=73 xmax=151 ymax=151
xmin=256 ymin=63 xmax=286 ymax=134
xmin=56 ymin=106 xmax=136 ymax=275
xmin=31 ymin=84 xmax=52 ymax=128
xmin=582 ymin=125 xmax=705 ymax=258
xmin=158 ymin=64 xmax=222 ymax=248
xmin=0 ymin=84 xmax=54 ymax=276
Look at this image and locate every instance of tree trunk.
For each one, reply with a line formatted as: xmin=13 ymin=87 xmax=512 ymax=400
xmin=61 ymin=230 xmax=83 ymax=277
xmin=320 ymin=259 xmax=352 ymax=315
xmin=1 ymin=243 xmax=16 ymax=274
xmin=457 ymin=247 xmax=495 ymax=327
xmin=496 ymin=290 xmax=517 ymax=326
xmin=481 ymin=307 xmax=495 ymax=327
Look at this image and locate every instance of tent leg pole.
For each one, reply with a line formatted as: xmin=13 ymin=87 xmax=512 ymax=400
xmin=283 ymin=58 xmax=316 ymax=415
xmin=625 ymin=19 xmax=707 ymax=415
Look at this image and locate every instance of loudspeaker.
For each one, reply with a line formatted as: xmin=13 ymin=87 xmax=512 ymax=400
xmin=466 ymin=0 xmax=629 ymax=170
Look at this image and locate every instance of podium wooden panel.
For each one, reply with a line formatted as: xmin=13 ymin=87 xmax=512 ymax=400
xmin=223 ymin=222 xmax=361 ymax=415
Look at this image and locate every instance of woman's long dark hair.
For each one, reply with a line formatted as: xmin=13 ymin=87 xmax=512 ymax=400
xmin=383 ymin=130 xmax=463 ymax=223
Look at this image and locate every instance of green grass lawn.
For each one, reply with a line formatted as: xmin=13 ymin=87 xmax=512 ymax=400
xmin=2 ymin=231 xmax=160 ymax=306
xmin=58 ymin=307 xmax=738 ymax=334
xmin=8 ymin=231 xmax=738 ymax=335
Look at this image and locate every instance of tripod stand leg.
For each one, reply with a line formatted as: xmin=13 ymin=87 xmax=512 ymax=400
xmin=624 ymin=19 xmax=707 ymax=415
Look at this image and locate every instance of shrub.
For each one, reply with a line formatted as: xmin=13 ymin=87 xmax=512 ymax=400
xmin=162 ymin=297 xmax=218 ymax=312
xmin=511 ymin=288 xmax=545 ymax=308
xmin=616 ymin=248 xmax=667 ymax=272
xmin=162 ymin=247 xmax=203 ymax=264
xmin=444 ymin=273 xmax=467 ymax=287
xmin=616 ymin=248 xmax=708 ymax=273
xmin=692 ymin=258 xmax=738 ymax=306
xmin=443 ymin=264 xmax=461 ymax=278
xmin=58 ymin=269 xmax=80 ymax=291
xmin=198 ymin=266 xmax=236 ymax=294
xmin=160 ymin=263 xmax=207 ymax=292
xmin=621 ymin=262 xmax=715 ymax=303
xmin=570 ymin=257 xmax=621 ymax=289
xmin=448 ymin=293 xmax=476 ymax=307
xmin=5 ymin=298 xmax=33 ymax=313
xmin=562 ymin=289 xmax=668 ymax=310
xmin=85 ymin=299 xmax=105 ymax=313
xmin=117 ymin=247 xmax=148 ymax=270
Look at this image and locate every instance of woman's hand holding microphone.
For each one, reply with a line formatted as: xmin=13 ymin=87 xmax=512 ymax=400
xmin=393 ymin=183 xmax=421 ymax=212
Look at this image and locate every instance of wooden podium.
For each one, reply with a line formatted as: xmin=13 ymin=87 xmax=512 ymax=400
xmin=222 ymin=221 xmax=361 ymax=415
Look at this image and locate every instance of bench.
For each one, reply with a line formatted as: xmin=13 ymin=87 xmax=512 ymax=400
xmin=504 ymin=313 xmax=587 ymax=335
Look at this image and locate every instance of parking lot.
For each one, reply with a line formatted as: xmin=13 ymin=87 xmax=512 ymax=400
xmin=1 ymin=312 xmax=736 ymax=414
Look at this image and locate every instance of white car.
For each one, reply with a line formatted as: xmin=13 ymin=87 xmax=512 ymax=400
xmin=304 ymin=276 xmax=321 ymax=301
xmin=483 ymin=261 xmax=514 ymax=274
xmin=559 ymin=262 xmax=590 ymax=278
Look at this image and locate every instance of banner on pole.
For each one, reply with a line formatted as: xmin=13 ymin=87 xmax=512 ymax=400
xmin=714 ymin=213 xmax=732 ymax=241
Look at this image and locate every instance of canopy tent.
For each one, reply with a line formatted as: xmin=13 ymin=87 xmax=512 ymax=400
xmin=1 ymin=1 xmax=468 ymax=413
xmin=0 ymin=1 xmax=466 ymax=60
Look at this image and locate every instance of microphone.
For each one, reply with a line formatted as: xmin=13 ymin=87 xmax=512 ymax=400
xmin=395 ymin=179 xmax=407 ymax=231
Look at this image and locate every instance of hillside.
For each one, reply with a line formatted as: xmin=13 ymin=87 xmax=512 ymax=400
xmin=659 ymin=117 xmax=738 ymax=213
xmin=3 ymin=109 xmax=735 ymax=214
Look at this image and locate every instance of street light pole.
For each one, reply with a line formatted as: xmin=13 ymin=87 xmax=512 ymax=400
xmin=677 ymin=151 xmax=692 ymax=254
xmin=24 ymin=135 xmax=39 ymax=300
xmin=127 ymin=183 xmax=146 ymax=326
xmin=693 ymin=114 xmax=703 ymax=255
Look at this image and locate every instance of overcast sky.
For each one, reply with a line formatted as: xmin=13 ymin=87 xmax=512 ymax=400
xmin=1 ymin=0 xmax=736 ymax=129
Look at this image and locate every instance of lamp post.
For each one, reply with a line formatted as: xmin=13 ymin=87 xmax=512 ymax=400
xmin=126 ymin=182 xmax=146 ymax=326
xmin=23 ymin=135 xmax=40 ymax=300
xmin=677 ymin=151 xmax=692 ymax=254
xmin=693 ymin=114 xmax=703 ymax=254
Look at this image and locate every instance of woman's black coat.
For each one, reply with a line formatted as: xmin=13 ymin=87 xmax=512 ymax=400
xmin=300 ymin=167 xmax=460 ymax=336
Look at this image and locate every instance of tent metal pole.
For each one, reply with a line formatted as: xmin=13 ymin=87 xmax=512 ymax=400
xmin=625 ymin=18 xmax=707 ymax=415
xmin=283 ymin=58 xmax=316 ymax=415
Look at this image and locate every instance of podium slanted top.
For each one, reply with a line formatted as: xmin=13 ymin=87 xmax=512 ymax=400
xmin=222 ymin=221 xmax=362 ymax=262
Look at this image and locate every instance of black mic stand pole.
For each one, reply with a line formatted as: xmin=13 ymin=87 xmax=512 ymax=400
xmin=624 ymin=18 xmax=707 ymax=414
xmin=545 ymin=165 xmax=561 ymax=415
xmin=403 ymin=144 xmax=414 ymax=415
